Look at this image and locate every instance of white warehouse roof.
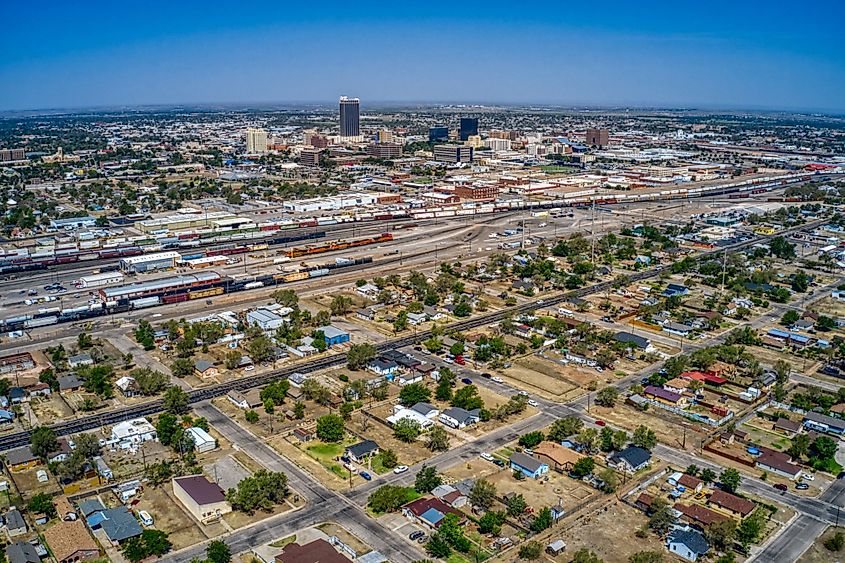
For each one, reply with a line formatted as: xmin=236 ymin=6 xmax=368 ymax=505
xmin=120 ymin=251 xmax=181 ymax=265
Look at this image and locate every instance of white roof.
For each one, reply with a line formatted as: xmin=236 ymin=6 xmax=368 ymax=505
xmin=186 ymin=427 xmax=215 ymax=444
xmin=80 ymin=272 xmax=125 ymax=283
xmin=120 ymin=251 xmax=181 ymax=265
xmin=112 ymin=418 xmax=155 ymax=439
xmin=386 ymin=408 xmax=432 ymax=427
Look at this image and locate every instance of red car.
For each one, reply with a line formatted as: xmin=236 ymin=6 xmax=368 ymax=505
xmin=595 ymin=420 xmax=606 ymax=427
xmin=454 ymin=355 xmax=465 ymax=365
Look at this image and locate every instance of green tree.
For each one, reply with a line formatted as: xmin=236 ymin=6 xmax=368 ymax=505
xmin=595 ymin=386 xmax=620 ymax=407
xmin=27 ymin=492 xmax=57 ymax=519
xmin=478 ymin=510 xmax=506 ymax=535
xmin=244 ymin=410 xmax=259 ymax=423
xmin=530 ymin=506 xmax=553 ymax=532
xmin=632 ymin=425 xmax=657 ymax=449
xmin=155 ymin=413 xmax=179 ymax=446
xmin=206 ymin=539 xmax=232 ymax=563
xmin=769 ymin=236 xmax=796 ymax=259
xmin=170 ymin=358 xmax=194 ymax=378
xmin=380 ymin=449 xmax=398 ymax=469
xmin=132 ymin=368 xmax=169 ymax=395
xmin=225 ymin=470 xmax=289 ymax=513
xmin=647 ymin=497 xmax=676 ymax=535
xmin=393 ymin=418 xmax=422 ymax=442
xmin=293 ymin=402 xmax=306 ymax=419
xmin=427 ymin=426 xmax=450 ymax=452
xmin=699 ymin=468 xmax=717 ymax=484
xmin=426 ymin=533 xmax=452 ymax=558
xmin=720 ymin=468 xmax=742 ymax=493
xmin=451 ymin=385 xmax=483 ymax=410
xmin=330 ymin=295 xmax=354 ymax=315
xmin=518 ymin=540 xmax=543 ymax=560
xmin=347 ymin=343 xmax=377 ymax=370
xmin=571 ymin=456 xmax=595 ymax=478
xmin=824 ymin=530 xmax=845 ymax=552
xmin=30 ymin=426 xmax=58 ymax=460
xmin=399 ymin=383 xmax=431 ymax=406
xmin=415 ymin=465 xmax=442 ymax=493
xmin=469 ymin=479 xmax=497 ymax=511
xmin=629 ymin=551 xmax=663 ymax=563
xmin=788 ymin=433 xmax=810 ymax=460
xmin=780 ymin=310 xmax=800 ymax=326
xmin=224 ymin=351 xmax=243 ymax=370
xmin=705 ymin=519 xmax=737 ymax=552
xmin=162 ymin=385 xmax=190 ymax=414
xmin=272 ymin=289 xmax=299 ymax=308
xmin=316 ymin=414 xmax=345 ymax=442
xmin=518 ymin=431 xmax=544 ymax=449
xmin=736 ymin=509 xmax=765 ymax=548
xmin=570 ymin=548 xmax=603 ymax=563
xmin=507 ymin=493 xmax=528 ymax=517
xmin=547 ymin=416 xmax=584 ymax=441
xmin=367 ymin=485 xmax=410 ymax=514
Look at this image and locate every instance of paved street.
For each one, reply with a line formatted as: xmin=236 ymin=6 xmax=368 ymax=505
xmin=164 ymin=404 xmax=424 ymax=563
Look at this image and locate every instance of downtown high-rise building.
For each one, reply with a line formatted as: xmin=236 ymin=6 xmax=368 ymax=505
xmin=246 ymin=128 xmax=268 ymax=154
xmin=459 ymin=117 xmax=478 ymax=141
xmin=339 ymin=96 xmax=361 ymax=139
xmin=585 ymin=128 xmax=609 ymax=148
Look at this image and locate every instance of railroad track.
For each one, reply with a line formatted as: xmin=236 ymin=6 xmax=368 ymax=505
xmin=0 ymin=218 xmax=823 ymax=452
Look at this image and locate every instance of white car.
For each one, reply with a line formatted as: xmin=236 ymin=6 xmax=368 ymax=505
xmin=244 ymin=365 xmax=255 ymax=371
xmin=527 ymin=399 xmax=539 ymax=407
xmin=801 ymin=472 xmax=815 ymax=481
xmin=480 ymin=452 xmax=494 ymax=461
xmin=393 ymin=465 xmax=409 ymax=474
xmin=491 ymin=376 xmax=503 ymax=384
xmin=138 ymin=510 xmax=154 ymax=527
xmin=518 ymin=390 xmax=529 ymax=396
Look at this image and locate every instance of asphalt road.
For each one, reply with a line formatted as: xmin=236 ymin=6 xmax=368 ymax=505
xmin=164 ymin=404 xmax=424 ymax=563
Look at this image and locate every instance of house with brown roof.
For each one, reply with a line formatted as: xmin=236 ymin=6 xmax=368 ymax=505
xmin=402 ymin=497 xmax=465 ymax=529
xmin=533 ymin=442 xmax=585 ymax=472
xmin=172 ymin=475 xmax=231 ymax=524
xmin=773 ymin=418 xmax=801 ymax=437
xmin=52 ymin=495 xmax=76 ymax=521
xmin=635 ymin=493 xmax=654 ymax=512
xmin=755 ymin=451 xmax=802 ymax=480
xmin=275 ymin=538 xmax=350 ymax=563
xmin=707 ymin=490 xmax=755 ymax=518
xmin=677 ymin=473 xmax=704 ymax=493
xmin=673 ymin=503 xmax=728 ymax=526
xmin=44 ymin=520 xmax=99 ymax=563
xmin=664 ymin=377 xmax=691 ymax=395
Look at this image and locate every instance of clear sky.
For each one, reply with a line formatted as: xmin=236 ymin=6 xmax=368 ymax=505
xmin=2 ymin=1 xmax=844 ymax=112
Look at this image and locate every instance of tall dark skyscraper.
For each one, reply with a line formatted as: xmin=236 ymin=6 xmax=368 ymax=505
xmin=339 ymin=96 xmax=360 ymax=138
xmin=459 ymin=117 xmax=478 ymax=141
xmin=428 ymin=126 xmax=449 ymax=142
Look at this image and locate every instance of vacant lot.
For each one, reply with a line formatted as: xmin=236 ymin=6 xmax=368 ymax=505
xmin=29 ymin=395 xmax=74 ymax=424
xmin=554 ymin=500 xmax=665 ymax=563
xmin=798 ymin=525 xmax=845 ymax=563
xmin=592 ymin=402 xmax=705 ymax=452
xmin=132 ymin=484 xmax=208 ymax=550
xmin=503 ymin=355 xmax=580 ymax=399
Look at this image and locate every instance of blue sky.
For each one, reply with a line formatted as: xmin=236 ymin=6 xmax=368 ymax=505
xmin=2 ymin=1 xmax=844 ymax=112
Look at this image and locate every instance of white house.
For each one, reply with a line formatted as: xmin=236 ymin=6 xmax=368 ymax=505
xmin=387 ymin=407 xmax=434 ymax=429
xmin=186 ymin=427 xmax=217 ymax=453
xmin=111 ymin=418 xmax=157 ymax=444
xmin=667 ymin=528 xmax=709 ymax=562
xmin=439 ymin=407 xmax=480 ymax=429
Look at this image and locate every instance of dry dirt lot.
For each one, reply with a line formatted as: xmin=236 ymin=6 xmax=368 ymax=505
xmin=28 ymin=395 xmax=74 ymax=424
xmin=132 ymin=484 xmax=209 ymax=550
xmin=503 ymin=355 xmax=581 ymax=399
xmin=553 ymin=499 xmax=665 ymax=563
xmin=484 ymin=465 xmax=598 ymax=514
xmin=591 ymin=403 xmax=706 ymax=453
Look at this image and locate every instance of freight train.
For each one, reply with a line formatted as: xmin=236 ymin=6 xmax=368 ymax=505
xmin=284 ymin=233 xmax=393 ymax=258
xmin=0 ymin=257 xmax=373 ymax=334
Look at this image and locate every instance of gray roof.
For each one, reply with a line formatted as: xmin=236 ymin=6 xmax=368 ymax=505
xmin=78 ymin=498 xmax=106 ymax=517
xmin=510 ymin=452 xmax=546 ymax=473
xmin=804 ymin=410 xmax=845 ymax=430
xmin=194 ymin=360 xmax=215 ymax=372
xmin=668 ymin=528 xmax=709 ymax=555
xmin=5 ymin=542 xmax=39 ymax=563
xmin=101 ymin=272 xmax=220 ymax=299
xmin=610 ymin=445 xmax=652 ymax=469
xmin=614 ymin=331 xmax=650 ymax=349
xmin=100 ymin=506 xmax=143 ymax=542
xmin=346 ymin=440 xmax=379 ymax=458
xmin=411 ymin=402 xmax=438 ymax=415
xmin=5 ymin=509 xmax=25 ymax=531
xmin=442 ymin=407 xmax=479 ymax=424
xmin=5 ymin=445 xmax=36 ymax=466
xmin=58 ymin=374 xmax=83 ymax=390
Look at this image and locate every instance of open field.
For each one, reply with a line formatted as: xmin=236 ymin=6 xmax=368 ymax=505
xmin=132 ymin=484 xmax=209 ymax=550
xmin=798 ymin=526 xmax=845 ymax=563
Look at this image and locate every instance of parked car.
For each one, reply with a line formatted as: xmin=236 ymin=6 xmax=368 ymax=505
xmin=595 ymin=420 xmax=606 ymax=427
xmin=527 ymin=399 xmax=539 ymax=407
xmin=492 ymin=376 xmax=504 ymax=384
xmin=774 ymin=483 xmax=788 ymax=492
xmin=801 ymin=472 xmax=815 ymax=481
xmin=493 ymin=459 xmax=505 ymax=467
xmin=461 ymin=378 xmax=473 ymax=385
xmin=481 ymin=372 xmax=492 ymax=379
xmin=480 ymin=452 xmax=494 ymax=461
xmin=360 ymin=471 xmax=372 ymax=481
xmin=138 ymin=511 xmax=154 ymax=526
xmin=393 ymin=465 xmax=409 ymax=474
xmin=796 ymin=483 xmax=810 ymax=490
xmin=409 ymin=531 xmax=425 ymax=541
xmin=455 ymin=356 xmax=465 ymax=365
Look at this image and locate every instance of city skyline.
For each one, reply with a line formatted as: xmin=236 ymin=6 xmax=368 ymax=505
xmin=1 ymin=1 xmax=844 ymax=113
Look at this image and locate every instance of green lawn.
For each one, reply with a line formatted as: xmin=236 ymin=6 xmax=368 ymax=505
xmin=305 ymin=439 xmax=355 ymax=479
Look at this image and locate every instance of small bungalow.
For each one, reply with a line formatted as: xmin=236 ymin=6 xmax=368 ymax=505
xmin=193 ymin=360 xmax=219 ymax=379
xmin=667 ymin=528 xmax=709 ymax=562
xmin=509 ymin=452 xmax=549 ymax=479
xmin=345 ymin=440 xmax=380 ymax=464
xmin=608 ymin=446 xmax=651 ymax=473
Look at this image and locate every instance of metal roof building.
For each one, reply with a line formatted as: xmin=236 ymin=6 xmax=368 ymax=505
xmin=100 ymin=272 xmax=221 ymax=301
xmin=119 ymin=251 xmax=181 ymax=273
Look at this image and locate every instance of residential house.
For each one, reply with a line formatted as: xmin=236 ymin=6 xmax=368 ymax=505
xmin=292 ymin=428 xmax=314 ymax=442
xmin=608 ymin=446 xmax=652 ymax=473
xmin=115 ymin=376 xmax=139 ymax=397
xmin=226 ymin=389 xmax=262 ymax=410
xmin=47 ymin=438 xmax=73 ymax=464
xmin=356 ymin=308 xmax=376 ymax=322
xmin=172 ymin=475 xmax=232 ymax=524
xmin=509 ymin=452 xmax=549 ymax=479
xmin=439 ymin=407 xmax=480 ymax=429
xmin=355 ymin=283 xmax=380 ymax=299
xmin=57 ymin=375 xmax=83 ymax=394
xmin=533 ymin=442 xmax=584 ymax=472
xmin=345 ymin=440 xmax=380 ymax=464
xmin=53 ymin=496 xmax=76 ymax=521
xmin=0 ymin=409 xmax=14 ymax=424
xmin=246 ymin=307 xmax=288 ymax=331
xmin=368 ymin=358 xmax=399 ymax=377
xmin=27 ymin=383 xmax=51 ymax=399
xmin=707 ymin=490 xmax=755 ymax=518
xmin=407 ymin=312 xmax=427 ymax=326
xmin=431 ymin=484 xmax=468 ymax=508
xmin=5 ymin=445 xmax=40 ymax=472
xmin=275 ymin=539 xmax=351 ymax=563
xmin=773 ymin=418 xmax=801 ymax=437
xmin=643 ymin=385 xmax=687 ymax=407
xmin=803 ymin=411 xmax=845 ymax=435
xmin=755 ymin=451 xmax=802 ymax=480
xmin=663 ymin=283 xmax=689 ymax=297
xmin=410 ymin=402 xmax=439 ymax=419
xmin=193 ymin=360 xmax=219 ymax=379
xmin=89 ymin=506 xmax=143 ymax=545
xmin=68 ymin=354 xmax=94 ymax=368
xmin=386 ymin=407 xmax=433 ymax=429
xmin=673 ymin=503 xmax=727 ymax=527
xmin=5 ymin=542 xmax=39 ymax=563
xmin=667 ymin=528 xmax=709 ymax=562
xmin=662 ymin=322 xmax=693 ymax=337
xmin=613 ymin=331 xmax=652 ymax=352
xmin=288 ymin=372 xmax=309 ymax=388
xmin=110 ymin=418 xmax=157 ymax=444
xmin=402 ymin=497 xmax=464 ymax=529
xmin=664 ymin=378 xmax=691 ymax=395
xmin=44 ymin=520 xmax=99 ymax=563
xmin=668 ymin=472 xmax=703 ymax=493
xmin=5 ymin=509 xmax=27 ymax=537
